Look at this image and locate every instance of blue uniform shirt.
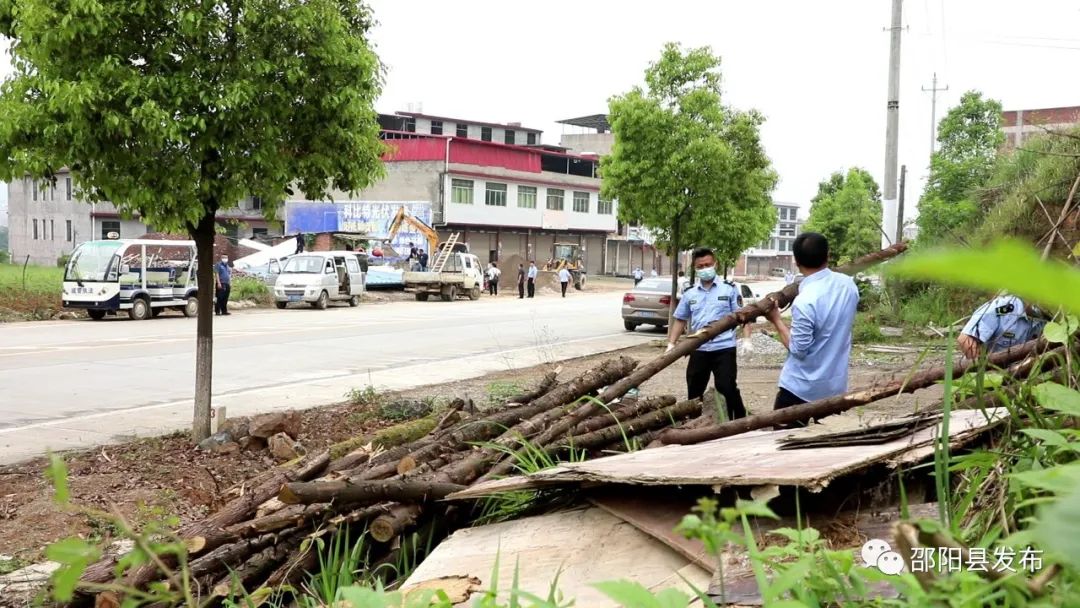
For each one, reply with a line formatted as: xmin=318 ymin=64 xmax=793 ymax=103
xmin=215 ymin=261 xmax=231 ymax=285
xmin=778 ymin=268 xmax=860 ymax=402
xmin=673 ymin=280 xmax=740 ymax=351
xmin=961 ymin=295 xmax=1044 ymax=353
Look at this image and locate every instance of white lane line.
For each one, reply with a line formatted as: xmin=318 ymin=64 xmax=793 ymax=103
xmin=0 ymin=331 xmax=649 ymax=435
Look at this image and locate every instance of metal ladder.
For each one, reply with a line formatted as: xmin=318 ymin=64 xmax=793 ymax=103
xmin=430 ymin=232 xmax=460 ymax=272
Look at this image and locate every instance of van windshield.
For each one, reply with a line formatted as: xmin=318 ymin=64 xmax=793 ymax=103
xmin=65 ymin=241 xmax=123 ymax=282
xmin=282 ymin=256 xmax=324 ymax=273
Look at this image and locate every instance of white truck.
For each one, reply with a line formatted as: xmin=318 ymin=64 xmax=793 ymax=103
xmin=403 ymin=251 xmax=484 ymax=301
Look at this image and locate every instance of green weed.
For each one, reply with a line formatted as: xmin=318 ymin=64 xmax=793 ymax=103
xmin=230 ymin=275 xmax=271 ymax=304
xmin=486 ymin=381 xmax=524 ymax=406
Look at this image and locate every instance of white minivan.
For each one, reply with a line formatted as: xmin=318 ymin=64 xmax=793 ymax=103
xmin=272 ymin=251 xmax=365 ymax=309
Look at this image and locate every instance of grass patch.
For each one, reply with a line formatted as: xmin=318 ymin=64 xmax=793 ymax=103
xmin=486 ymin=381 xmax=524 ymax=406
xmin=230 ymin=275 xmax=271 ymax=304
xmin=0 ymin=556 xmax=31 ymax=576
xmin=0 ymin=262 xmax=64 ymax=320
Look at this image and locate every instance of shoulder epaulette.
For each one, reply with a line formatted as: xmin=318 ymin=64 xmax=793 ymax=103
xmin=996 ymin=302 xmax=1015 ymax=315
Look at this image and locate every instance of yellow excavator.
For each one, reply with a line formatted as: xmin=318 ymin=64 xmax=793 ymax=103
xmin=385 ymin=206 xmax=440 ymax=255
xmin=543 ymin=242 xmax=587 ymax=290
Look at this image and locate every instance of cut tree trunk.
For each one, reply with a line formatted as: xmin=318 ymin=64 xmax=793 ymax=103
xmin=568 ymin=396 xmax=675 ymax=436
xmin=329 ymin=413 xmax=442 ymax=460
xmin=280 ymin=479 xmax=466 ymax=506
xmin=597 ymin=243 xmax=910 ymax=404
xmin=504 ymin=371 xmax=559 ymax=405
xmin=559 ymin=398 xmax=702 ymax=451
xmin=658 ymin=338 xmax=1048 ymax=445
xmin=370 ymin=504 xmax=423 ymax=543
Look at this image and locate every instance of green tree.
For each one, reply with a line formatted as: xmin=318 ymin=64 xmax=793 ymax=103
xmin=804 ymin=168 xmax=883 ymax=265
xmin=602 ymin=43 xmax=776 ymax=310
xmin=0 ymin=0 xmax=386 ymax=440
xmin=917 ymin=90 xmax=1004 ymax=243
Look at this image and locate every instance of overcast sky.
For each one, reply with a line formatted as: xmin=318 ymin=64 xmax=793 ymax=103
xmin=367 ymin=0 xmax=1080 ymax=216
xmin=3 ymin=0 xmax=1079 ymax=223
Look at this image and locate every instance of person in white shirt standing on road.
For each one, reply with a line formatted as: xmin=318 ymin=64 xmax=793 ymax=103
xmin=667 ymin=248 xmax=747 ymax=421
xmin=486 ymin=262 xmax=501 ymax=296
xmin=527 ymin=261 xmax=538 ymax=298
xmin=558 ymin=267 xmax=572 ymax=297
xmin=765 ymin=232 xmax=859 ymax=428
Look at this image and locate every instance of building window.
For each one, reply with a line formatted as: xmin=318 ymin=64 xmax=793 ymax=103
xmin=527 ymin=132 xmax=537 ymax=145
xmin=546 ymin=188 xmax=565 ymax=211
xmin=252 ymin=227 xmax=269 ymax=238
xmin=50 ymin=219 xmax=55 ymax=240
xmin=504 ymin=129 xmax=515 ymax=145
xmin=485 ymin=182 xmax=507 ymax=207
xmin=598 ymin=199 xmax=613 ymax=215
xmin=66 ymin=177 xmax=72 ymax=200
xmin=66 ymin=219 xmax=73 ymax=242
xmin=31 ymin=180 xmax=38 ymax=201
xmin=101 ymin=220 xmax=121 ymax=240
xmin=456 ymin=123 xmax=468 ymax=137
xmin=430 ymin=120 xmax=443 ymax=135
xmin=481 ymin=126 xmax=492 ymax=142
xmin=572 ymin=191 xmax=590 ymax=213
xmin=403 ymin=117 xmax=416 ymax=133
xmin=251 ymin=196 xmax=264 ymax=210
xmin=451 ymin=178 xmax=474 ymax=204
xmin=517 ymin=185 xmax=537 ymax=209
xmin=32 ymin=219 xmax=38 ymax=240
xmin=779 ymin=222 xmax=796 ymax=237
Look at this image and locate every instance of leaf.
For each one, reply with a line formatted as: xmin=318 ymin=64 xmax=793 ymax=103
xmin=45 ymin=452 xmax=69 ymax=505
xmin=1035 ymin=486 xmax=1080 ymax=570
xmin=1010 ymin=462 xmax=1080 ymax=495
xmin=1033 ymin=383 xmax=1080 ymax=416
xmin=45 ymin=538 xmax=100 ymax=601
xmin=734 ymin=499 xmax=779 ymax=519
xmin=1020 ymin=428 xmax=1071 ymax=448
xmin=887 ymin=239 xmax=1080 ymax=316
xmin=1044 ymin=321 xmax=1069 ymax=345
xmin=593 ymin=580 xmax=673 ymax=608
xmin=1074 ymin=241 xmax=1080 ymax=257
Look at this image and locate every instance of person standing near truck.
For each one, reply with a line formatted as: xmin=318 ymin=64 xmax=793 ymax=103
xmin=558 ymin=267 xmax=571 ymax=297
xmin=517 ymin=264 xmax=526 ymax=299
xmin=487 ymin=262 xmax=501 ymax=296
xmin=215 ymin=255 xmax=232 ymax=316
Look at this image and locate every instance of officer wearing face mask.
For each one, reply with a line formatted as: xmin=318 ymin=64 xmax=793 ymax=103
xmin=668 ymin=247 xmax=747 ymax=420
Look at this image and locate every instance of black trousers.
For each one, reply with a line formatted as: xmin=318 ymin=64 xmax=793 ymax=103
xmin=687 ymin=348 xmax=746 ymax=421
xmin=518 ymin=281 xmax=525 ymax=298
xmin=527 ymin=278 xmax=535 ymax=298
xmin=215 ymin=283 xmax=231 ymax=315
xmin=773 ymin=387 xmax=808 ymax=429
xmin=489 ymin=280 xmax=499 ymax=296
xmin=561 ymin=281 xmax=568 ymax=297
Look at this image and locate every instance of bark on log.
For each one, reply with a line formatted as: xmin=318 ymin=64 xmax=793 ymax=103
xmin=560 ymin=399 xmax=702 ymax=451
xmin=80 ymin=451 xmax=329 ymax=587
xmin=329 ymin=414 xmax=441 ymax=460
xmin=210 ymin=536 xmax=301 ymax=597
xmin=188 ymin=532 xmax=280 ymax=579
xmin=567 ymin=397 xmax=674 ymax=436
xmin=596 ymin=243 xmax=910 ymax=404
xmin=504 ymin=371 xmax=559 ymax=405
xmin=224 ymin=503 xmax=327 ymax=536
xmin=658 ymin=337 xmax=1048 ymax=445
xmin=370 ymin=504 xmax=423 ymax=543
xmin=280 ymin=479 xmax=466 ymax=506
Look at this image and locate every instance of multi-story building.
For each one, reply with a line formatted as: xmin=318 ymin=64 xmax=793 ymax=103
xmin=1002 ymin=105 xmax=1080 ymax=149
xmin=733 ymin=202 xmax=802 ymax=277
xmin=5 ymin=171 xmax=274 ymax=265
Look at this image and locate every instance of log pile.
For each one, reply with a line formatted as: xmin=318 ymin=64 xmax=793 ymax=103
xmin=74 ymin=242 xmax=1071 ymax=602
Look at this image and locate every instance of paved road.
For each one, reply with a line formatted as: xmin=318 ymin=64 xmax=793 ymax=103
xmin=0 ymin=292 xmax=657 ymax=464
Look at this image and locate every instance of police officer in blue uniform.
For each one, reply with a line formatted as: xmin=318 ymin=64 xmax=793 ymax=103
xmin=668 ymin=247 xmax=747 ymax=420
xmin=957 ymin=294 xmax=1047 ymax=360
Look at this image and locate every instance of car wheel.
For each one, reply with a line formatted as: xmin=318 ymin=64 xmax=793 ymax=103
xmin=349 ymin=295 xmax=360 ymax=307
xmin=129 ymin=297 xmax=151 ymax=321
xmin=313 ymin=291 xmax=329 ymax=310
xmin=441 ymin=285 xmax=456 ymax=302
xmin=624 ymin=320 xmax=637 ymax=332
xmin=88 ymin=309 xmax=106 ymax=321
xmin=275 ymin=301 xmax=287 ymax=310
xmin=468 ymin=286 xmax=481 ymax=300
xmin=183 ymin=296 xmax=198 ymax=318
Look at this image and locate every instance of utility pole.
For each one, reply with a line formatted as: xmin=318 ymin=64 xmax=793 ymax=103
xmin=882 ymin=0 xmax=903 ymax=249
xmin=922 ymin=72 xmax=949 ymax=157
xmin=897 ymin=164 xmax=907 ymax=243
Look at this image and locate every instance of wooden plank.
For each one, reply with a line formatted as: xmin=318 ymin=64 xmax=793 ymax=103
xmin=452 ymin=410 xmax=1006 ymax=499
xmin=589 ymin=491 xmax=718 ymax=570
xmin=401 ymin=507 xmax=710 ymax=608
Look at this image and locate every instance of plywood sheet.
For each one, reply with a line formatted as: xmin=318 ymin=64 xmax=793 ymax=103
xmin=589 ymin=492 xmax=717 ymax=570
xmin=452 ymin=409 xmax=1006 ymax=499
xmin=401 ymin=507 xmax=710 ymax=607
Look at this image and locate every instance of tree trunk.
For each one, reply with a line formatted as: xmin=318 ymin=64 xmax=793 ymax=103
xmin=568 ymin=396 xmax=675 ymax=436
xmin=657 ymin=338 xmax=1048 ymax=445
xmin=668 ymin=211 xmax=682 ymax=327
xmin=280 ymin=479 xmax=466 ymax=506
xmin=370 ymin=504 xmax=423 ymax=543
xmin=596 ymin=243 xmax=910 ymax=403
xmin=505 ymin=371 xmax=559 ymax=405
xmin=561 ymin=398 xmax=701 ymax=451
xmin=191 ymin=211 xmax=218 ymax=442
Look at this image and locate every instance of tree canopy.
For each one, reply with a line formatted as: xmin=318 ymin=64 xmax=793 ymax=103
xmin=602 ymin=43 xmax=777 ymax=277
xmin=916 ymin=91 xmax=1004 ymax=244
xmin=804 ymin=168 xmax=883 ymax=265
xmin=0 ymin=0 xmax=387 ymax=439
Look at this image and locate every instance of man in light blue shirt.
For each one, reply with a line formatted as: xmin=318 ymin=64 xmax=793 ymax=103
xmin=957 ymin=294 xmax=1046 ymax=360
xmin=527 ymin=261 xmax=538 ymax=298
xmin=766 ymin=233 xmax=859 ymax=426
xmin=668 ymin=248 xmax=747 ymax=420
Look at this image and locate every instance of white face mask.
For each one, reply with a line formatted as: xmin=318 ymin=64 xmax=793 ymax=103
xmin=221 ymin=258 xmax=228 ymax=264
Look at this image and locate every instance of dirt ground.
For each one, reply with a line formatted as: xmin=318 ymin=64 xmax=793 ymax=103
xmin=0 ymin=330 xmax=942 ymax=567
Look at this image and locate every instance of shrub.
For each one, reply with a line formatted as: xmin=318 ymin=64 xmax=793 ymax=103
xmin=229 ymin=275 xmax=270 ymax=304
